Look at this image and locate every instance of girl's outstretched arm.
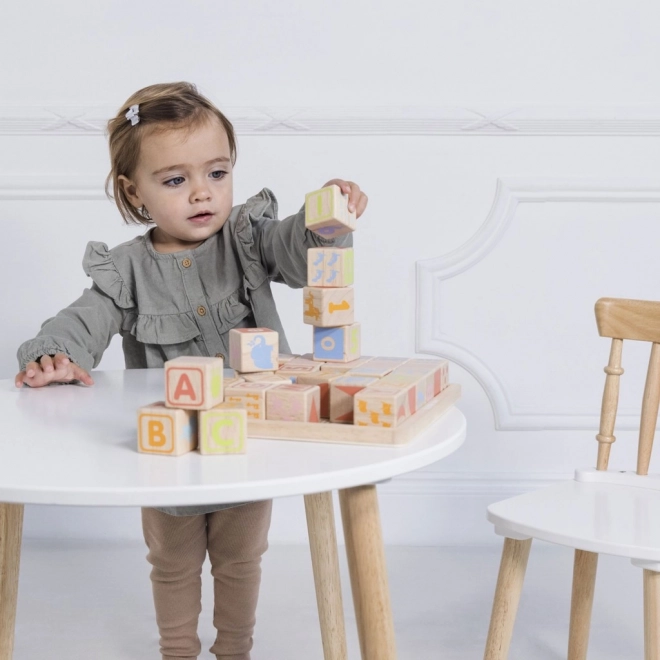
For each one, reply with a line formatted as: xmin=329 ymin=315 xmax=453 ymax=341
xmin=15 ymin=283 xmax=125 ymax=388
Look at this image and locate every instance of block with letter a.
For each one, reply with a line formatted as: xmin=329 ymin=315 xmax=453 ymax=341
xmin=165 ymin=356 xmax=224 ymax=410
xmin=137 ymin=402 xmax=198 ymax=455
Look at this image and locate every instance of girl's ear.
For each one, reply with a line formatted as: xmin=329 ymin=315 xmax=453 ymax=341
xmin=118 ymin=175 xmax=142 ymax=208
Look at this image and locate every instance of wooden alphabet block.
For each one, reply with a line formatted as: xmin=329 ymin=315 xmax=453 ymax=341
xmin=320 ymin=356 xmax=373 ymax=373
xmin=224 ymin=381 xmax=279 ymax=420
xmin=313 ymin=323 xmax=361 ymax=363
xmin=305 ymin=184 xmax=357 ymax=239
xmin=394 ymin=359 xmax=449 ymax=397
xmin=329 ymin=375 xmax=379 ymax=423
xmin=278 ymin=353 xmax=299 ymax=366
xmin=266 ymin=384 xmax=321 ymax=422
xmin=223 ymin=375 xmax=245 ymax=389
xmin=379 ymin=372 xmax=427 ymax=410
xmin=138 ymin=402 xmax=198 ymax=455
xmin=303 ymin=287 xmax=354 ymax=327
xmin=276 ymin=363 xmax=322 ymax=382
xmin=307 ymin=247 xmax=354 ymax=288
xmin=198 ymin=404 xmax=247 ymax=454
xmin=296 ymin=372 xmax=342 ymax=418
xmin=165 ymin=356 xmax=224 ymax=411
xmin=229 ymin=328 xmax=279 ymax=372
xmin=241 ymin=372 xmax=294 ymax=383
xmin=287 ymin=357 xmax=322 ymax=368
xmin=353 ymin=384 xmax=415 ymax=428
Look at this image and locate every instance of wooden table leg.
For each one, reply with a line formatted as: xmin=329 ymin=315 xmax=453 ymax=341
xmin=339 ymin=485 xmax=397 ymax=660
xmin=0 ymin=504 xmax=23 ymax=660
xmin=304 ymin=492 xmax=348 ymax=660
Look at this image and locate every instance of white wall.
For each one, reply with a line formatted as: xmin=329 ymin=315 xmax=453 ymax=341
xmin=1 ymin=0 xmax=660 ymax=545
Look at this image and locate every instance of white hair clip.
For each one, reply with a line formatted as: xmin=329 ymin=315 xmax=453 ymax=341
xmin=125 ymin=104 xmax=140 ymax=126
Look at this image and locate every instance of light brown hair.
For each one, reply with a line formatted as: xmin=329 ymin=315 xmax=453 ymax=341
xmin=105 ymin=82 xmax=237 ymax=225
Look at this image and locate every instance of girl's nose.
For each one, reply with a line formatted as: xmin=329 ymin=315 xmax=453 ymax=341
xmin=190 ymin=180 xmax=211 ymax=202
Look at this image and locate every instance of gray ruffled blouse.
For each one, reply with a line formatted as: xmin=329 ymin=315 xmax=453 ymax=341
xmin=17 ymin=188 xmax=352 ymax=516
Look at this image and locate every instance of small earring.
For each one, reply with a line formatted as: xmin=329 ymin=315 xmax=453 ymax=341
xmin=140 ymin=205 xmax=152 ymax=221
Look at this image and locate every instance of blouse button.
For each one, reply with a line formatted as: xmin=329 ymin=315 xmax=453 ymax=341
xmin=182 ymin=258 xmax=192 ymax=268
xmin=215 ymin=353 xmax=225 ymax=360
xmin=197 ymin=306 xmax=207 ymax=316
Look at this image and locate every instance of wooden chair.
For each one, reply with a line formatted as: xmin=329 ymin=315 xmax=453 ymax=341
xmin=484 ymin=297 xmax=660 ymax=660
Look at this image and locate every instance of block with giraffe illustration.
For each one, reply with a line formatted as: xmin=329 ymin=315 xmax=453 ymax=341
xmin=303 ymin=287 xmax=354 ymax=327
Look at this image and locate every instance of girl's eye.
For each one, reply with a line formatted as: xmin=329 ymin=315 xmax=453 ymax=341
xmin=210 ymin=170 xmax=226 ymax=180
xmin=164 ymin=176 xmax=185 ymax=187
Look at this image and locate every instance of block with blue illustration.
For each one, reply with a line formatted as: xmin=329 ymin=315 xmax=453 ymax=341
xmin=307 ymin=247 xmax=354 ymax=288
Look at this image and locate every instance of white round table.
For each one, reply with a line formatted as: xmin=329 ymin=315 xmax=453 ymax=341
xmin=0 ymin=369 xmax=466 ymax=660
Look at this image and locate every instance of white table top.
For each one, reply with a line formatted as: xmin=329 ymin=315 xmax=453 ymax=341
xmin=0 ymin=369 xmax=466 ymax=507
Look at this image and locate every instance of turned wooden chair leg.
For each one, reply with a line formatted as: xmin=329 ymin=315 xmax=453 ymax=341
xmin=304 ymin=492 xmax=348 ymax=660
xmin=644 ymin=569 xmax=660 ymax=660
xmin=339 ymin=485 xmax=397 ymax=660
xmin=567 ymin=549 xmax=598 ymax=660
xmin=484 ymin=536 xmax=532 ymax=660
xmin=0 ymin=503 xmax=24 ymax=660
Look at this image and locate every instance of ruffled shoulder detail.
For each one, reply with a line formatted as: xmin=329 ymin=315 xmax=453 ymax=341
xmin=83 ymin=241 xmax=136 ymax=309
xmin=233 ymin=189 xmax=278 ymax=290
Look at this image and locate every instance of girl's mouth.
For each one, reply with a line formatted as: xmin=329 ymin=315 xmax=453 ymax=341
xmin=188 ymin=212 xmax=213 ymax=223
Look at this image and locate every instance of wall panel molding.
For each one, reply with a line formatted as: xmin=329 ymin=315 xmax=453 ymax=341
xmin=3 ymin=106 xmax=660 ymax=136
xmin=0 ymin=176 xmax=105 ymax=200
xmin=416 ymin=178 xmax=660 ymax=431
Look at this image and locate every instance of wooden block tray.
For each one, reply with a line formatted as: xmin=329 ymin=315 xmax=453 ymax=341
xmin=247 ymin=383 xmax=461 ymax=446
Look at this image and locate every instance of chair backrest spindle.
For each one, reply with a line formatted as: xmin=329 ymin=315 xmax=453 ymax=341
xmin=596 ymin=338 xmax=623 ymax=471
xmin=595 ymin=298 xmax=660 ymax=474
xmin=638 ymin=343 xmax=660 ymax=475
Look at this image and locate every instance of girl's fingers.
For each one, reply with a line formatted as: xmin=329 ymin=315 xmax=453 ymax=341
xmin=53 ymin=353 xmax=70 ymax=371
xmin=24 ymin=361 xmax=40 ymax=378
xmin=72 ymin=365 xmax=94 ymax=386
xmin=355 ymin=192 xmax=368 ymax=219
xmin=15 ymin=354 xmax=92 ymax=388
xmin=40 ymin=355 xmax=55 ymax=373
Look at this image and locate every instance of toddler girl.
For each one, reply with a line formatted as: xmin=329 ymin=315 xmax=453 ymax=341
xmin=14 ymin=81 xmax=368 ymax=660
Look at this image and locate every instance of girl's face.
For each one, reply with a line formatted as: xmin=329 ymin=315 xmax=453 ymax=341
xmin=119 ymin=116 xmax=234 ymax=253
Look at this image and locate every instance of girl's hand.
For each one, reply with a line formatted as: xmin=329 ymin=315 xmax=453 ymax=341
xmin=323 ymin=179 xmax=368 ymax=218
xmin=15 ymin=353 xmax=94 ymax=388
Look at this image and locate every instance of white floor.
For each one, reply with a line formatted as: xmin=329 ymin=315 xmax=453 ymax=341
xmin=12 ymin=540 xmax=643 ymax=659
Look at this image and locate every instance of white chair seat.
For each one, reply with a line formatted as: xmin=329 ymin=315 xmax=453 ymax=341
xmin=488 ymin=479 xmax=660 ymax=563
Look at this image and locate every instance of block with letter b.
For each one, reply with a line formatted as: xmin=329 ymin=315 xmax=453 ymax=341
xmin=313 ymin=323 xmax=361 ymax=363
xmin=307 ymin=247 xmax=354 ymax=288
xmin=137 ymin=402 xmax=198 ymax=455
xmin=305 ymin=185 xmax=357 ymax=238
xmin=199 ymin=404 xmax=247 ymax=455
xmin=165 ymin=356 xmax=224 ymax=411
xmin=303 ymin=287 xmax=354 ymax=327
xmin=229 ymin=328 xmax=279 ymax=373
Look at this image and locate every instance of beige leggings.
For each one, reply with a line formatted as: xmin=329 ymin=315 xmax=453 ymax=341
xmin=141 ymin=500 xmax=273 ymax=660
